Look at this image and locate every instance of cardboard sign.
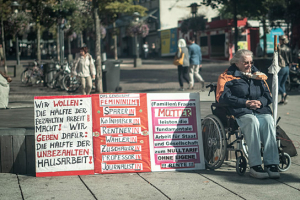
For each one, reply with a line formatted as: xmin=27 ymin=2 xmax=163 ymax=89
xmin=147 ymin=93 xmax=205 ymax=171
xmin=92 ymin=94 xmax=151 ymax=173
xmin=34 ymin=96 xmax=94 ymax=177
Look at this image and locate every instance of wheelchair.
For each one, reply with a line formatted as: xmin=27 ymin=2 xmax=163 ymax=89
xmin=201 ymin=83 xmax=292 ymax=175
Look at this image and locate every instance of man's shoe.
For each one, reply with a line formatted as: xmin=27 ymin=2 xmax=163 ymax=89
xmin=265 ymin=165 xmax=280 ymax=179
xmin=249 ymin=165 xmax=269 ymax=179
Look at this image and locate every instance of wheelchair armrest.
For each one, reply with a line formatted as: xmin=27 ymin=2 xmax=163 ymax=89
xmin=211 ymin=103 xmax=230 ymax=107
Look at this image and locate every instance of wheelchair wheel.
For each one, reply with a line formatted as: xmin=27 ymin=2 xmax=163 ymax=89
xmin=201 ymin=114 xmax=227 ymax=169
xmin=278 ymin=152 xmax=291 ymax=172
xmin=236 ymin=156 xmax=247 ymax=175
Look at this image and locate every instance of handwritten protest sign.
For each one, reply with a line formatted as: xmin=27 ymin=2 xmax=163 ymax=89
xmin=92 ymin=94 xmax=151 ymax=173
xmin=147 ymin=93 xmax=205 ymax=171
xmin=34 ymin=95 xmax=94 ymax=177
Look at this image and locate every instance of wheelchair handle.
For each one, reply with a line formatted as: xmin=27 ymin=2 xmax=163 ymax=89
xmin=206 ymin=83 xmax=217 ymax=96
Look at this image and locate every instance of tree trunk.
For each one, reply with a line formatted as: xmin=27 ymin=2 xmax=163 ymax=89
xmin=113 ymin=22 xmax=118 ymax=60
xmin=262 ymin=18 xmax=267 ymax=57
xmin=80 ymin=32 xmax=83 ymax=47
xmin=1 ymin=18 xmax=7 ymax=74
xmin=37 ymin=21 xmax=41 ymax=64
xmin=57 ymin=24 xmax=60 ymax=62
xmin=93 ymin=4 xmax=103 ymax=93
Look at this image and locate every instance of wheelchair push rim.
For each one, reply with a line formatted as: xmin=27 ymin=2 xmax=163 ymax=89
xmin=201 ymin=114 xmax=227 ymax=169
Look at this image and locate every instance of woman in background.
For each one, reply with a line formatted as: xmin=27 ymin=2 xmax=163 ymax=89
xmin=73 ymin=47 xmax=96 ymax=95
xmin=176 ymin=39 xmax=190 ymax=91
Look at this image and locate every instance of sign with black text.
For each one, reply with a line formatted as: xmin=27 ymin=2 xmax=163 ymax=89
xmin=147 ymin=93 xmax=205 ymax=171
xmin=34 ymin=95 xmax=94 ymax=177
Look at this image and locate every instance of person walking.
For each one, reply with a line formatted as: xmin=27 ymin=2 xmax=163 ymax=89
xmin=278 ymin=35 xmax=292 ymax=105
xmin=176 ymin=39 xmax=190 ymax=91
xmin=143 ymin=42 xmax=149 ymax=59
xmin=188 ymin=37 xmax=205 ymax=89
xmin=73 ymin=47 xmax=96 ymax=95
xmin=151 ymin=43 xmax=156 ymax=58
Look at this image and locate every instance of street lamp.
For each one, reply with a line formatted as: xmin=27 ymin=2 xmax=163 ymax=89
xmin=188 ymin=3 xmax=200 ymax=18
xmin=11 ymin=1 xmax=20 ymax=66
xmin=133 ymin=12 xmax=142 ymax=68
xmin=188 ymin=3 xmax=200 ymax=43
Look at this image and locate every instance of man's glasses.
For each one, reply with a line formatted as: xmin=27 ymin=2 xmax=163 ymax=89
xmin=243 ymin=61 xmax=254 ymax=65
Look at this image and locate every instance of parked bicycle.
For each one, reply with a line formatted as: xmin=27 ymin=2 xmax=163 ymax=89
xmin=20 ymin=61 xmax=44 ymax=86
xmin=47 ymin=60 xmax=71 ymax=90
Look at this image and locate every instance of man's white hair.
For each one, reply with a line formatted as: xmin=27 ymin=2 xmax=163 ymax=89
xmin=230 ymin=49 xmax=253 ymax=65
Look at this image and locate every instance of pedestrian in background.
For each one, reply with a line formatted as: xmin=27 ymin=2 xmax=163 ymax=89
xmin=188 ymin=37 xmax=205 ymax=89
xmin=143 ymin=41 xmax=149 ymax=59
xmin=151 ymin=43 xmax=156 ymax=58
xmin=176 ymin=39 xmax=190 ymax=91
xmin=73 ymin=47 xmax=95 ymax=95
xmin=278 ymin=35 xmax=292 ymax=105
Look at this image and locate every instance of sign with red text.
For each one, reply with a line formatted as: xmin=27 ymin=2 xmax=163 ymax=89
xmin=147 ymin=93 xmax=205 ymax=171
xmin=34 ymin=96 xmax=94 ymax=177
xmin=92 ymin=94 xmax=151 ymax=174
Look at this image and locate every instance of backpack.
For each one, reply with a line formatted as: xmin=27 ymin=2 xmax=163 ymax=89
xmin=276 ymin=125 xmax=298 ymax=157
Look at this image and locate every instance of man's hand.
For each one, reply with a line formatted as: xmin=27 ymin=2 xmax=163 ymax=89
xmin=92 ymin=75 xmax=95 ymax=79
xmin=246 ymin=100 xmax=262 ymax=110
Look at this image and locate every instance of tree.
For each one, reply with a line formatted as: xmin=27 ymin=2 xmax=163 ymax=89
xmin=6 ymin=11 xmax=31 ymax=65
xmin=203 ymin=0 xmax=283 ymax=57
xmin=90 ymin=0 xmax=147 ymax=93
xmin=0 ymin=0 xmax=12 ymax=73
xmin=100 ymin=0 xmax=147 ymax=60
xmin=25 ymin=0 xmax=76 ymax=64
xmin=180 ymin=14 xmax=206 ymax=43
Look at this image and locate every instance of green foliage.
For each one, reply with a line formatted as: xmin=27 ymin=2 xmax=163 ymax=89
xmin=97 ymin=0 xmax=148 ymax=24
xmin=180 ymin=15 xmax=206 ymax=34
xmin=0 ymin=0 xmax=12 ymax=20
xmin=6 ymin=11 xmax=31 ymax=35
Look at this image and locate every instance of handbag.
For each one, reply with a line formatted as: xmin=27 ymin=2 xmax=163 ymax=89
xmin=173 ymin=48 xmax=184 ymax=66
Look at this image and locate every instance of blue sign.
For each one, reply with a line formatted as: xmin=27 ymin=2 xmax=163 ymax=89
xmin=260 ymin=28 xmax=284 ymax=54
xmin=169 ymin=28 xmax=178 ymax=55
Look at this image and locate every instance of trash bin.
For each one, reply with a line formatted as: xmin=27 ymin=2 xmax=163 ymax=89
xmin=43 ymin=62 xmax=58 ymax=86
xmin=102 ymin=59 xmax=123 ymax=92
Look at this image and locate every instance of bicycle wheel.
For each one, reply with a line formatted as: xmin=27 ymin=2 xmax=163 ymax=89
xmin=62 ymin=74 xmax=80 ymax=92
xmin=201 ymin=114 xmax=227 ymax=169
xmin=21 ymin=69 xmax=32 ymax=84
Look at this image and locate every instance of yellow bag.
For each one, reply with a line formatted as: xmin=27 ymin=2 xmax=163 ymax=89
xmin=173 ymin=48 xmax=184 ymax=66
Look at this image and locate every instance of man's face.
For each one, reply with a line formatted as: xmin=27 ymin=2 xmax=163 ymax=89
xmin=236 ymin=55 xmax=253 ymax=73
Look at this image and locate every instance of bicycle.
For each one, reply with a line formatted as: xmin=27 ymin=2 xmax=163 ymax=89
xmin=47 ymin=61 xmax=71 ymax=90
xmin=20 ymin=61 xmax=44 ymax=86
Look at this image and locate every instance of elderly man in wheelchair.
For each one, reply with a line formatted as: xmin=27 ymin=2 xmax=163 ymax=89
xmin=201 ymin=49 xmax=291 ymax=179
